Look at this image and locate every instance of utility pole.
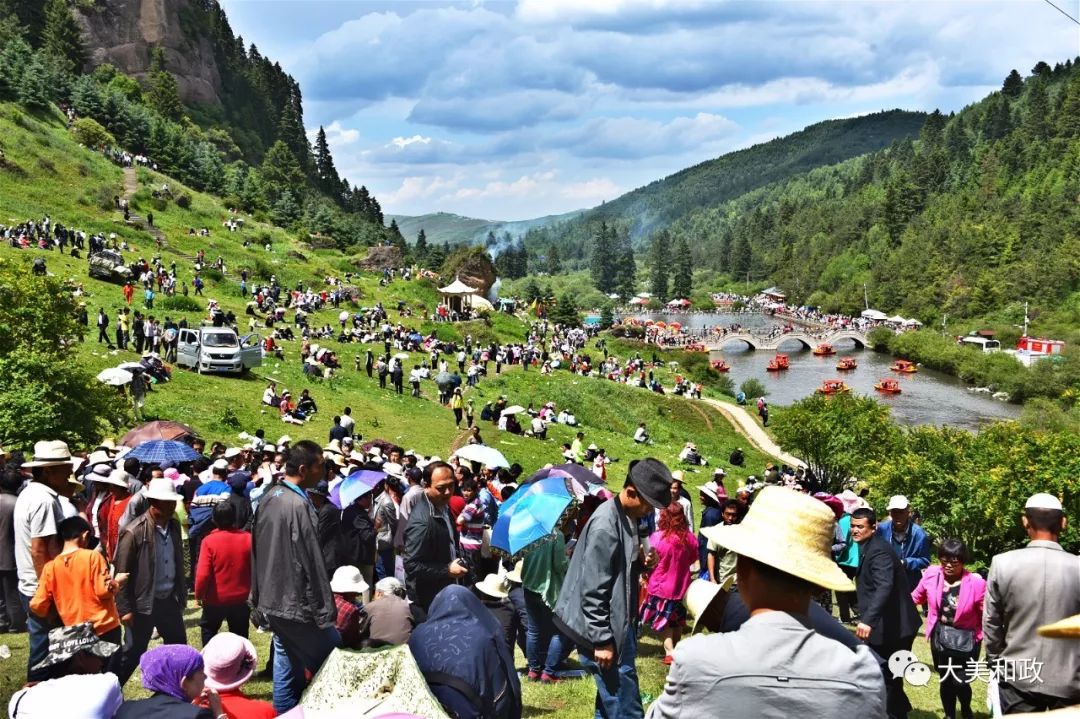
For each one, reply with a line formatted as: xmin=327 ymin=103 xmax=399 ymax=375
xmin=863 ymin=283 xmax=869 ymax=310
xmin=1023 ymin=302 xmax=1030 ymax=337
xmin=941 ymin=313 xmax=947 ymax=336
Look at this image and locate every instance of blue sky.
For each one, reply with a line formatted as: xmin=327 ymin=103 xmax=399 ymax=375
xmin=218 ymin=0 xmax=1080 ymax=221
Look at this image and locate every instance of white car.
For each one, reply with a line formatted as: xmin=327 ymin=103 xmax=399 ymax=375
xmin=175 ymin=327 xmax=262 ymax=374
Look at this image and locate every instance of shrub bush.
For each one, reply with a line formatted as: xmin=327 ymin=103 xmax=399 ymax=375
xmin=158 ymin=295 xmax=202 ymax=312
xmin=70 ymin=117 xmax=115 ymax=149
xmin=201 ymin=268 xmax=224 ymax=283
xmin=740 ymin=378 xmax=768 ymax=399
xmin=175 ymin=192 xmax=192 ymax=209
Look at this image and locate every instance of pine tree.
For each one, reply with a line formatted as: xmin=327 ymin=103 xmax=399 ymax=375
xmin=1024 ymin=80 xmax=1051 ymax=141
xmin=271 ymin=190 xmax=300 ymax=227
xmin=671 ymin=235 xmax=693 ymax=299
xmin=1002 ymin=69 xmax=1024 ymax=98
xmin=546 ymin=243 xmax=561 ymax=274
xmin=614 ymin=232 xmax=636 ymax=300
xmin=41 ymin=0 xmax=83 ymax=74
xmin=549 ymin=294 xmax=580 ymax=327
xmin=312 ymin=125 xmax=342 ymax=197
xmin=276 ymin=98 xmax=312 ymax=175
xmin=259 ymin=140 xmax=304 ymax=205
xmin=17 ymin=50 xmax=49 ymax=108
xmin=731 ymin=234 xmax=752 ymax=280
xmin=1057 ymin=74 xmax=1080 ymax=138
xmin=414 ymin=229 xmax=428 ymax=266
xmin=388 ymin=219 xmax=408 ymax=258
xmin=590 ymin=222 xmax=616 ymax=293
xmin=146 ymin=48 xmax=183 ymax=121
xmin=599 ymin=303 xmax=614 ymax=330
xmin=648 ymin=231 xmax=670 ymax=301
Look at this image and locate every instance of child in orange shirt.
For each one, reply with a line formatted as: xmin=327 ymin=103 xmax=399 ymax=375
xmin=30 ymin=516 xmax=128 ymax=663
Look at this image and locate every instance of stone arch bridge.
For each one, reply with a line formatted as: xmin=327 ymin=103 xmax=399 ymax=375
xmin=700 ymin=329 xmax=869 ymax=352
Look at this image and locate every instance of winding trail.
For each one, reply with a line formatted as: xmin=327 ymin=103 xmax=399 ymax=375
xmin=699 ymin=397 xmax=806 ymax=468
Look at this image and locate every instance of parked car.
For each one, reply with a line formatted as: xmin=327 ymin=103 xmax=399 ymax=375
xmin=175 ymin=326 xmax=262 ymax=374
xmin=88 ymin=250 xmax=133 ymax=284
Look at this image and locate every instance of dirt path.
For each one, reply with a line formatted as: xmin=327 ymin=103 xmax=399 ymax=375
xmin=120 ymin=167 xmax=166 ymax=247
xmin=699 ymin=397 xmax=806 ymax=467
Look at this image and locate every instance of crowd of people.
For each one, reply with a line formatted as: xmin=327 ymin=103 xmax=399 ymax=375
xmin=1 ymin=418 xmax=1076 ymax=719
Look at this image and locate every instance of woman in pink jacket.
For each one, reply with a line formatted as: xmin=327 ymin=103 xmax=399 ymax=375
xmin=911 ymin=538 xmax=987 ymax=719
xmin=640 ymin=502 xmax=699 ymax=664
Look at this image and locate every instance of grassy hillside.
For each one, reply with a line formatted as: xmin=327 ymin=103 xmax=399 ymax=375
xmin=0 ymin=100 xmax=775 ymax=482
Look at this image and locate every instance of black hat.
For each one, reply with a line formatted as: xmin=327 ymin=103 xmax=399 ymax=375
xmin=627 ymin=458 xmax=674 ymax=509
xmin=307 ymin=480 xmax=330 ymax=499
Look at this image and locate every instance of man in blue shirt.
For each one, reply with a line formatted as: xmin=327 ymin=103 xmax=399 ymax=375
xmin=875 ymin=495 xmax=930 ymax=589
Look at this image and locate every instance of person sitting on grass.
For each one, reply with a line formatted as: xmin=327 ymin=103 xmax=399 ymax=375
xmin=115 ymin=645 xmax=222 ymax=719
xmin=198 ymin=633 xmax=275 ymax=719
xmin=330 ymin=565 xmax=370 ymax=649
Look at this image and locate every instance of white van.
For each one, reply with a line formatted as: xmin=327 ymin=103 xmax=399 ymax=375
xmin=176 ymin=327 xmax=262 ymax=374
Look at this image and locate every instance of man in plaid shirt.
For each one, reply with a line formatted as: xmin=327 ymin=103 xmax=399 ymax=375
xmin=330 ymin=566 xmax=370 ymax=649
xmin=455 ymin=481 xmax=486 ymax=577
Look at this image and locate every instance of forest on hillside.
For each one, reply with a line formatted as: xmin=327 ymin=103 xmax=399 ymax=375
xmin=662 ymin=60 xmax=1080 ymax=324
xmin=0 ymin=0 xmax=398 ymax=250
xmin=522 ymin=110 xmax=928 ymax=267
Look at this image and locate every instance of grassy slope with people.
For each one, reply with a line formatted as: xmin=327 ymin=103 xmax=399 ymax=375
xmin=0 ymin=103 xmax=995 ymax=718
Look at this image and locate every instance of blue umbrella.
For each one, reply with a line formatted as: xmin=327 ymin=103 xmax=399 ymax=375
xmin=331 ymin=469 xmax=386 ymax=509
xmin=490 ymin=476 xmax=584 ymax=559
xmin=127 ymin=439 xmax=201 ymax=465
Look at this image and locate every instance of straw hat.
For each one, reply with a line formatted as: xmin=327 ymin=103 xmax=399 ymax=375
xmin=330 ymin=565 xmax=369 ymax=595
xmin=684 ymin=577 xmax=734 ymax=634
xmin=474 ymin=573 xmax=510 ymax=599
xmin=22 ymin=440 xmax=80 ymax=469
xmin=699 ymin=481 xmax=725 ymax=503
xmin=1038 ymin=614 xmax=1080 ymax=639
xmin=85 ymin=450 xmax=114 ymax=468
xmin=203 ymin=633 xmax=257 ymax=692
xmin=92 ymin=469 xmax=132 ymax=490
xmin=505 ymin=560 xmax=524 ymax=584
xmin=700 ymin=486 xmax=854 ymax=592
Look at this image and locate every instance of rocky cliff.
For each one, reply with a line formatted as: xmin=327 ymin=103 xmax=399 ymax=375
xmin=75 ymin=0 xmax=222 ymax=105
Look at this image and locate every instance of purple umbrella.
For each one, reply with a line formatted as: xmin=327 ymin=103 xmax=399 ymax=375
xmin=330 ymin=469 xmax=386 ymax=509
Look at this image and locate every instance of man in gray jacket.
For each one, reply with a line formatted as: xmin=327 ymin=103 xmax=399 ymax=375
xmin=251 ymin=440 xmax=340 ymax=713
xmin=984 ymin=492 xmax=1080 ymax=714
xmin=554 ymin=458 xmax=672 ymax=719
xmin=648 ymin=487 xmax=885 ymax=719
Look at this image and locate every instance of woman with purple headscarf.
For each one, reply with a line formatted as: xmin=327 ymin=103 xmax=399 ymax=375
xmin=115 ymin=645 xmax=223 ymax=719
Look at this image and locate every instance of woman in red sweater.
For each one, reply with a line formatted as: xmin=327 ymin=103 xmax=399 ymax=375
xmin=194 ymin=502 xmax=251 ymax=647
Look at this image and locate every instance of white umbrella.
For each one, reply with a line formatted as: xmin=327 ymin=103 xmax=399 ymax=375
xmin=500 ymin=405 xmax=526 ymax=417
xmin=394 ymin=352 xmax=410 ymax=360
xmin=453 ymin=444 xmax=510 ymax=469
xmin=97 ymin=368 xmax=133 ymax=386
xmin=118 ymin=362 xmax=144 ymax=370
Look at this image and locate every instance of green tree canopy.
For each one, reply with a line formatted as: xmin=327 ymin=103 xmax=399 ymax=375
xmin=41 ymin=0 xmax=84 ymax=73
xmin=771 ymin=393 xmax=899 ymax=493
xmin=0 ymin=258 xmax=126 ymax=449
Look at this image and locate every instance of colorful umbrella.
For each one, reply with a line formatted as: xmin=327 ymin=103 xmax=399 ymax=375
xmin=331 ymin=469 xmax=386 ymax=509
xmin=490 ymin=476 xmax=582 ymax=559
xmin=120 ymin=421 xmax=199 ymax=447
xmin=453 ymin=444 xmax=510 ymax=469
xmin=127 ymin=439 xmax=201 ymax=465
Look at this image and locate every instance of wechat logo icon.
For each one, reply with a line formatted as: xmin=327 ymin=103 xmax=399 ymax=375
xmin=889 ymin=650 xmax=932 ymax=687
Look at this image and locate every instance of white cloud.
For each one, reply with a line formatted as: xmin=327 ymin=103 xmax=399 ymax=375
xmin=390 ymin=135 xmax=432 ymax=149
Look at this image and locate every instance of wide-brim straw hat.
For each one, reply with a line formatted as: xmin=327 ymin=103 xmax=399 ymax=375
xmin=699 ymin=481 xmax=725 ymax=503
xmin=1038 ymin=614 xmax=1080 ymax=639
xmin=475 ymin=573 xmax=510 ymax=599
xmin=684 ymin=577 xmax=734 ymax=634
xmin=700 ymin=486 xmax=854 ymax=592
xmin=92 ymin=469 xmax=132 ymax=490
xmin=22 ymin=440 xmax=80 ymax=469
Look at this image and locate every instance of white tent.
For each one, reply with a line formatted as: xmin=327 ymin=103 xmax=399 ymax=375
xmin=861 ymin=309 xmax=888 ymax=321
xmin=438 ymin=279 xmax=478 ymax=295
xmin=903 ymin=318 xmax=923 ymax=326
xmin=888 ymin=315 xmax=907 ymax=324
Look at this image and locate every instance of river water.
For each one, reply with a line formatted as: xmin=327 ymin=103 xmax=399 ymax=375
xmin=630 ymin=312 xmax=1020 ymax=430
